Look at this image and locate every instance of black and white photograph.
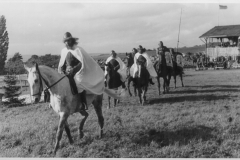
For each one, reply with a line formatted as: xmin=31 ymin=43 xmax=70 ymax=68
xmin=0 ymin=0 xmax=240 ymax=158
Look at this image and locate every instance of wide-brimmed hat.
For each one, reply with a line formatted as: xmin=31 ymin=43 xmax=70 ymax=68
xmin=158 ymin=41 xmax=163 ymax=46
xmin=63 ymin=32 xmax=79 ymax=42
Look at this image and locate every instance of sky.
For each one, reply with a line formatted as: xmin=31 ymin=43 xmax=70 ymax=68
xmin=0 ymin=0 xmax=240 ymax=60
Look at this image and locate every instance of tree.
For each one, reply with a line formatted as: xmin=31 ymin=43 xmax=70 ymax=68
xmin=0 ymin=15 xmax=9 ymax=75
xmin=11 ymin=52 xmax=22 ymax=62
xmin=3 ymin=74 xmax=25 ymax=107
xmin=5 ymin=52 xmax=25 ymax=74
xmin=26 ymin=54 xmax=60 ymax=68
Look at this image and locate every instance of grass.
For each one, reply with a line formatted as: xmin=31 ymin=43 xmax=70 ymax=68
xmin=1 ymin=69 xmax=240 ymax=157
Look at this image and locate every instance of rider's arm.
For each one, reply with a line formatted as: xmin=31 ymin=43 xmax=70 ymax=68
xmin=66 ymin=52 xmax=82 ymax=77
xmin=60 ymin=61 xmax=67 ymax=74
xmin=71 ymin=63 xmax=82 ymax=76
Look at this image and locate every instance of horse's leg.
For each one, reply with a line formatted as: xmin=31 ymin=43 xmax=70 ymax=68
xmin=53 ymin=113 xmax=68 ymax=155
xmin=65 ymin=120 xmax=73 ymax=144
xmin=78 ymin=110 xmax=89 ymax=139
xmin=162 ymin=77 xmax=165 ymax=94
xmin=138 ymin=87 xmax=142 ymax=104
xmin=157 ymin=76 xmax=161 ymax=95
xmin=127 ymin=78 xmax=132 ymax=97
xmin=92 ymin=95 xmax=104 ymax=138
xmin=174 ymin=73 xmax=177 ymax=89
xmin=108 ymin=96 xmax=111 ymax=109
xmin=142 ymin=86 xmax=148 ymax=105
xmin=167 ymin=73 xmax=171 ymax=90
xmin=134 ymin=86 xmax=137 ymax=97
xmin=163 ymin=76 xmax=168 ymax=94
xmin=141 ymin=89 xmax=144 ymax=105
xmin=180 ymin=73 xmax=184 ymax=87
xmin=114 ymin=99 xmax=117 ymax=107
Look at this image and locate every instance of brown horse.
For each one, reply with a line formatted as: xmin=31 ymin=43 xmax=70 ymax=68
xmin=105 ymin=59 xmax=124 ymax=108
xmin=154 ymin=52 xmax=169 ymax=95
xmin=135 ymin=55 xmax=149 ymax=105
xmin=166 ymin=49 xmax=184 ymax=88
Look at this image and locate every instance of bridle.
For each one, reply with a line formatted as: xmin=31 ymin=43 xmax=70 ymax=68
xmin=31 ymin=63 xmax=66 ymax=97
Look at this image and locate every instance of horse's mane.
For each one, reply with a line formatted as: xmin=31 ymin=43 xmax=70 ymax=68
xmin=38 ymin=65 xmax=62 ymax=77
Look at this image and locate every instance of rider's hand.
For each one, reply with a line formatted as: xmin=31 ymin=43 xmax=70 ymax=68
xmin=68 ymin=69 xmax=74 ymax=77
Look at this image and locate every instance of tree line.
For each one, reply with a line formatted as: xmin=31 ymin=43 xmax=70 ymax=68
xmin=4 ymin=53 xmax=60 ymax=75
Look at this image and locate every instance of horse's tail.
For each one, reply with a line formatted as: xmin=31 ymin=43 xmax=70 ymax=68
xmin=104 ymin=88 xmax=127 ymax=100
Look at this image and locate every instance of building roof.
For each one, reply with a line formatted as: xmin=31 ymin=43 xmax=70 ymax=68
xmin=199 ymin=25 xmax=240 ymax=38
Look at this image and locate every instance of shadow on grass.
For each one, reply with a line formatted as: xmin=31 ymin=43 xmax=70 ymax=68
xmin=184 ymin=85 xmax=240 ymax=89
xmin=149 ymin=94 xmax=232 ymax=104
xmin=132 ymin=125 xmax=216 ymax=147
xmin=171 ymin=88 xmax=239 ymax=94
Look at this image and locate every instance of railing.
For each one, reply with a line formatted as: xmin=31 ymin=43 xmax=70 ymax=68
xmin=207 ymin=47 xmax=239 ymax=60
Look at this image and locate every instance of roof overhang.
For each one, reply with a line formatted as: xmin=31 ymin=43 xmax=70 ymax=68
xmin=200 ymin=35 xmax=228 ymax=38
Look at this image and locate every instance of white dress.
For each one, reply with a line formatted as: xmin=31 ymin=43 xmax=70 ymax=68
xmin=58 ymin=46 xmax=105 ymax=95
xmin=130 ymin=52 xmax=157 ymax=78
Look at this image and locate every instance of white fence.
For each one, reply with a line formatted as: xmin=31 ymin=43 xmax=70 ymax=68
xmin=0 ymin=74 xmax=31 ymax=104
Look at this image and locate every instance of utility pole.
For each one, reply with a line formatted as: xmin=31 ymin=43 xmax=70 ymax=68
xmin=176 ymin=8 xmax=182 ymax=53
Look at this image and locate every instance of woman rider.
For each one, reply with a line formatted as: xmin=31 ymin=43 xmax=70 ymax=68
xmin=58 ymin=32 xmax=105 ymax=111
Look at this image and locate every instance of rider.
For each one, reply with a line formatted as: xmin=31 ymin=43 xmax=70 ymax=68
xmin=58 ymin=32 xmax=105 ymax=111
xmin=154 ymin=41 xmax=170 ymax=70
xmin=131 ymin=45 xmax=156 ymax=85
xmin=105 ymin=50 xmax=127 ymax=88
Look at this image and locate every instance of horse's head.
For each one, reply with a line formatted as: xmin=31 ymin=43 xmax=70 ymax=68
xmin=137 ymin=55 xmax=147 ymax=68
xmin=126 ymin=53 xmax=134 ymax=67
xmin=24 ymin=63 xmax=43 ymax=103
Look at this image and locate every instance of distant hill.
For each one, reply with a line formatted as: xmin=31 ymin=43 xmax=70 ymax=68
xmin=173 ymin=44 xmax=205 ymax=53
xmin=92 ymin=45 xmax=206 ymax=60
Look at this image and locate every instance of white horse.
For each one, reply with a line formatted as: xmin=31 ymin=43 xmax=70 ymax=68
xmin=24 ymin=63 xmax=123 ymax=155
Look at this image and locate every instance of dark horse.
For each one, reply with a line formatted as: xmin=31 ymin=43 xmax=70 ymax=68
xmin=154 ymin=52 xmax=169 ymax=95
xmin=135 ymin=55 xmax=150 ymax=105
xmin=126 ymin=52 xmax=137 ymax=97
xmin=166 ymin=49 xmax=184 ymax=88
xmin=105 ymin=59 xmax=123 ymax=108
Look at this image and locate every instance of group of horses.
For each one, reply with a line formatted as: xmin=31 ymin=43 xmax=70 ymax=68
xmin=105 ymin=49 xmax=185 ymax=107
xmin=24 ymin=49 xmax=185 ymax=155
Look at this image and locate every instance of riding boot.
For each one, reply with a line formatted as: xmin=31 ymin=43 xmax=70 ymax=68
xmin=122 ymin=82 xmax=126 ymax=89
xmin=149 ymin=78 xmax=155 ymax=85
xmin=79 ymin=90 xmax=88 ymax=111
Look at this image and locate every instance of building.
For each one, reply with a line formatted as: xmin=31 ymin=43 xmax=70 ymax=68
xmin=199 ymin=25 xmax=240 ymax=61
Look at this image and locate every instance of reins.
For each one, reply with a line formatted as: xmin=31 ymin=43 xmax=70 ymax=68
xmin=32 ymin=64 xmax=66 ymax=96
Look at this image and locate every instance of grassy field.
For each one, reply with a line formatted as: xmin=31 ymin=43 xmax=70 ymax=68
xmin=1 ymin=69 xmax=240 ymax=157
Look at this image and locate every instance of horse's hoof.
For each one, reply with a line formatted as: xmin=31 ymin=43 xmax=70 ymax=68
xmin=99 ymin=129 xmax=103 ymax=138
xmin=79 ymin=131 xmax=84 ymax=139
xmin=69 ymin=140 xmax=74 ymax=144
